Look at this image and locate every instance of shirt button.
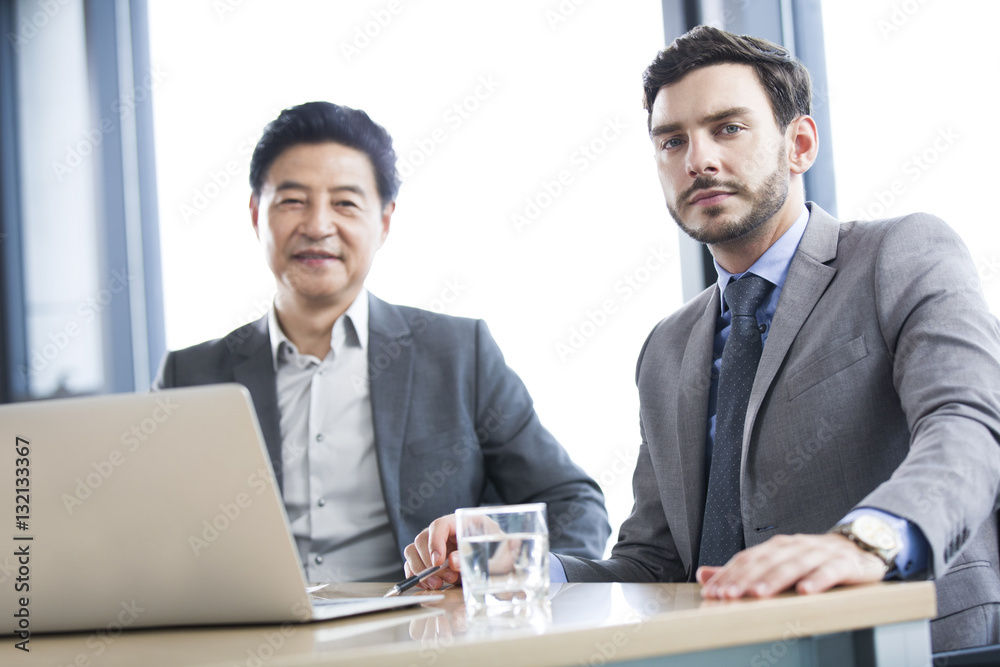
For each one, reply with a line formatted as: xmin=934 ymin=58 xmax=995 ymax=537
xmin=316 ymin=434 xmax=324 ymax=442
xmin=318 ymin=369 xmax=325 ymax=376
xmin=315 ymin=555 xmax=324 ymax=565
xmin=317 ymin=498 xmax=326 ymax=507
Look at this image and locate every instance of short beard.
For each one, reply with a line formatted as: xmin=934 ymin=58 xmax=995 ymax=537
xmin=668 ymin=154 xmax=789 ymax=246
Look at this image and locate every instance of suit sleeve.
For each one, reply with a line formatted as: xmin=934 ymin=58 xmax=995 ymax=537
xmin=863 ymin=213 xmax=1000 ymax=577
xmin=472 ymin=320 xmax=611 ymax=559
xmin=554 ymin=331 xmax=688 ymax=583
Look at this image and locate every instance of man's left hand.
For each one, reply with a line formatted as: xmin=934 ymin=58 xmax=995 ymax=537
xmin=696 ymin=533 xmax=888 ymax=599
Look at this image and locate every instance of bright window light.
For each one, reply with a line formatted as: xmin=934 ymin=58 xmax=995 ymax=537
xmin=148 ymin=0 xmax=673 ymax=544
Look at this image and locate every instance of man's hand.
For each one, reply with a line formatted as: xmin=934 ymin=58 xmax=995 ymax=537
xmin=696 ymin=533 xmax=888 ymax=599
xmin=404 ymin=514 xmax=462 ymax=590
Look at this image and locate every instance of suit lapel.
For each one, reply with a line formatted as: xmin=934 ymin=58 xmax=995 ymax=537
xmin=230 ymin=316 xmax=284 ymax=487
xmin=743 ymin=203 xmax=841 ymax=446
xmin=367 ymin=294 xmax=415 ymax=532
xmin=676 ymin=287 xmax=721 ymax=569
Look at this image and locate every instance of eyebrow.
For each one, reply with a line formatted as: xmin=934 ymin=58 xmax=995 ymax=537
xmin=274 ymin=181 xmax=367 ymax=197
xmin=649 ymin=106 xmax=753 ymax=137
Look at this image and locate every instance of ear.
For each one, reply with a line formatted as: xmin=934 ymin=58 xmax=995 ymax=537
xmin=378 ymin=201 xmax=395 ymax=248
xmin=250 ymin=194 xmax=261 ymax=239
xmin=786 ymin=115 xmax=819 ymax=175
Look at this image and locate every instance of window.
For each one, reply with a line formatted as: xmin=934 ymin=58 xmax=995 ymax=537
xmin=148 ymin=0 xmax=674 ymax=542
xmin=822 ymin=0 xmax=1000 ymax=312
xmin=12 ymin=0 xmax=105 ymax=397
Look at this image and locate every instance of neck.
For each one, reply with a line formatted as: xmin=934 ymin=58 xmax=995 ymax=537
xmin=710 ymin=190 xmax=805 ymax=275
xmin=273 ymin=288 xmax=361 ymax=358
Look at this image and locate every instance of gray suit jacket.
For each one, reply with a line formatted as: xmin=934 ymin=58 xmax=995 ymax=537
xmin=557 ymin=204 xmax=1000 ymax=652
xmin=154 ymin=293 xmax=611 ymax=570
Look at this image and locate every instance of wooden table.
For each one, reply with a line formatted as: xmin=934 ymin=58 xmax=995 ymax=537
xmin=13 ymin=581 xmax=936 ymax=666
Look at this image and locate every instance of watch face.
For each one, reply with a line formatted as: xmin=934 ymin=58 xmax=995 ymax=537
xmin=855 ymin=515 xmax=901 ymax=552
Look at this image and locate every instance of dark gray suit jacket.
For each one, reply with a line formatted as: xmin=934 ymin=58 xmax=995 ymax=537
xmin=154 ymin=293 xmax=611 ymax=568
xmin=557 ymin=204 xmax=1000 ymax=652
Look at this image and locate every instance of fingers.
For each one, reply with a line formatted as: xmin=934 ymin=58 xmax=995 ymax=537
xmin=795 ymin=539 xmax=887 ymax=594
xmin=699 ymin=534 xmax=888 ymax=600
xmin=426 ymin=514 xmax=461 ymax=587
xmin=427 ymin=514 xmax=458 ymax=566
xmin=403 ymin=530 xmax=432 ymax=578
xmin=695 ymin=566 xmax=722 ymax=584
xmin=403 ymin=514 xmax=461 ymax=590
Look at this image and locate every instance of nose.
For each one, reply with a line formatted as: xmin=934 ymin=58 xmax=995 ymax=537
xmin=685 ymin=134 xmax=720 ymax=178
xmin=300 ymin=203 xmax=338 ymax=240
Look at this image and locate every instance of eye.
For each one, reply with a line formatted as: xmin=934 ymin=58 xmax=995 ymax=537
xmin=720 ymin=124 xmax=743 ymax=136
xmin=335 ymin=200 xmax=359 ymax=209
xmin=278 ymin=197 xmax=304 ymax=206
xmin=660 ymin=137 xmax=684 ymax=151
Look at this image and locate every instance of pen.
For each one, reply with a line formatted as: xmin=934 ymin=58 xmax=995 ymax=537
xmin=384 ymin=564 xmax=447 ymax=597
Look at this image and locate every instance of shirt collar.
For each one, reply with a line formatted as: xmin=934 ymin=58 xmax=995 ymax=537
xmin=714 ymin=206 xmax=810 ymax=313
xmin=267 ymin=289 xmax=369 ymax=370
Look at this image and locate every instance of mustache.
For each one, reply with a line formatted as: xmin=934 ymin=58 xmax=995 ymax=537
xmin=680 ymin=177 xmax=746 ymax=204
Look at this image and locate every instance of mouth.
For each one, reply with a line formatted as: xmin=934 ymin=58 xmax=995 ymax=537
xmin=688 ymin=190 xmax=734 ymax=207
xmin=292 ymin=249 xmax=341 ymax=264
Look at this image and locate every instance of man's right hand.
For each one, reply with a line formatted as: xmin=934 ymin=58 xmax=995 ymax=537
xmin=404 ymin=514 xmax=462 ymax=590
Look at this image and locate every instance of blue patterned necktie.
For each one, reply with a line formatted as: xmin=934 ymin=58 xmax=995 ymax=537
xmin=698 ymin=273 xmax=772 ymax=568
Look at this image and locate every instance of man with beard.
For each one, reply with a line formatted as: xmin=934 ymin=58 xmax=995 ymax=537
xmin=404 ymin=26 xmax=1000 ymax=653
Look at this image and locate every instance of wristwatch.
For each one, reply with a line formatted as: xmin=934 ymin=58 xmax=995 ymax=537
xmin=830 ymin=515 xmax=902 ymax=570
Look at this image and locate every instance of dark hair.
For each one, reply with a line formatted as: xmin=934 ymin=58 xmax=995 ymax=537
xmin=249 ymin=101 xmax=400 ymax=207
xmin=642 ymin=25 xmax=812 ymax=131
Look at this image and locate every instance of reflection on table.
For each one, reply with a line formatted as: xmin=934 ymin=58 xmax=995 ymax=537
xmin=21 ymin=580 xmax=935 ymax=667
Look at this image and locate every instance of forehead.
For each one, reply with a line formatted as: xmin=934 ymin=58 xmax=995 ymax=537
xmin=650 ymin=63 xmax=775 ymax=129
xmin=264 ymin=142 xmax=377 ymax=191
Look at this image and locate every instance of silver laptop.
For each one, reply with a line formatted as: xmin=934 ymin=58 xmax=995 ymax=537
xmin=0 ymin=384 xmax=440 ymax=634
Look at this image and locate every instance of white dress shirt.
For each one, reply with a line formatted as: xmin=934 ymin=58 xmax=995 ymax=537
xmin=268 ymin=290 xmax=400 ymax=583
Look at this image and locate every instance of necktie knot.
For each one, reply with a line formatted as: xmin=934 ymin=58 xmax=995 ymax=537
xmin=724 ymin=274 xmax=771 ymax=318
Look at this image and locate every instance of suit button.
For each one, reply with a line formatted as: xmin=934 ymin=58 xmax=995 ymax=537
xmin=315 ymin=555 xmax=324 ymax=565
xmin=316 ymin=434 xmax=324 ymax=443
xmin=317 ymin=498 xmax=326 ymax=507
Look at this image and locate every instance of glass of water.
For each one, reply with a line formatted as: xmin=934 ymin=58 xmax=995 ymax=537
xmin=455 ymin=503 xmax=550 ymax=617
